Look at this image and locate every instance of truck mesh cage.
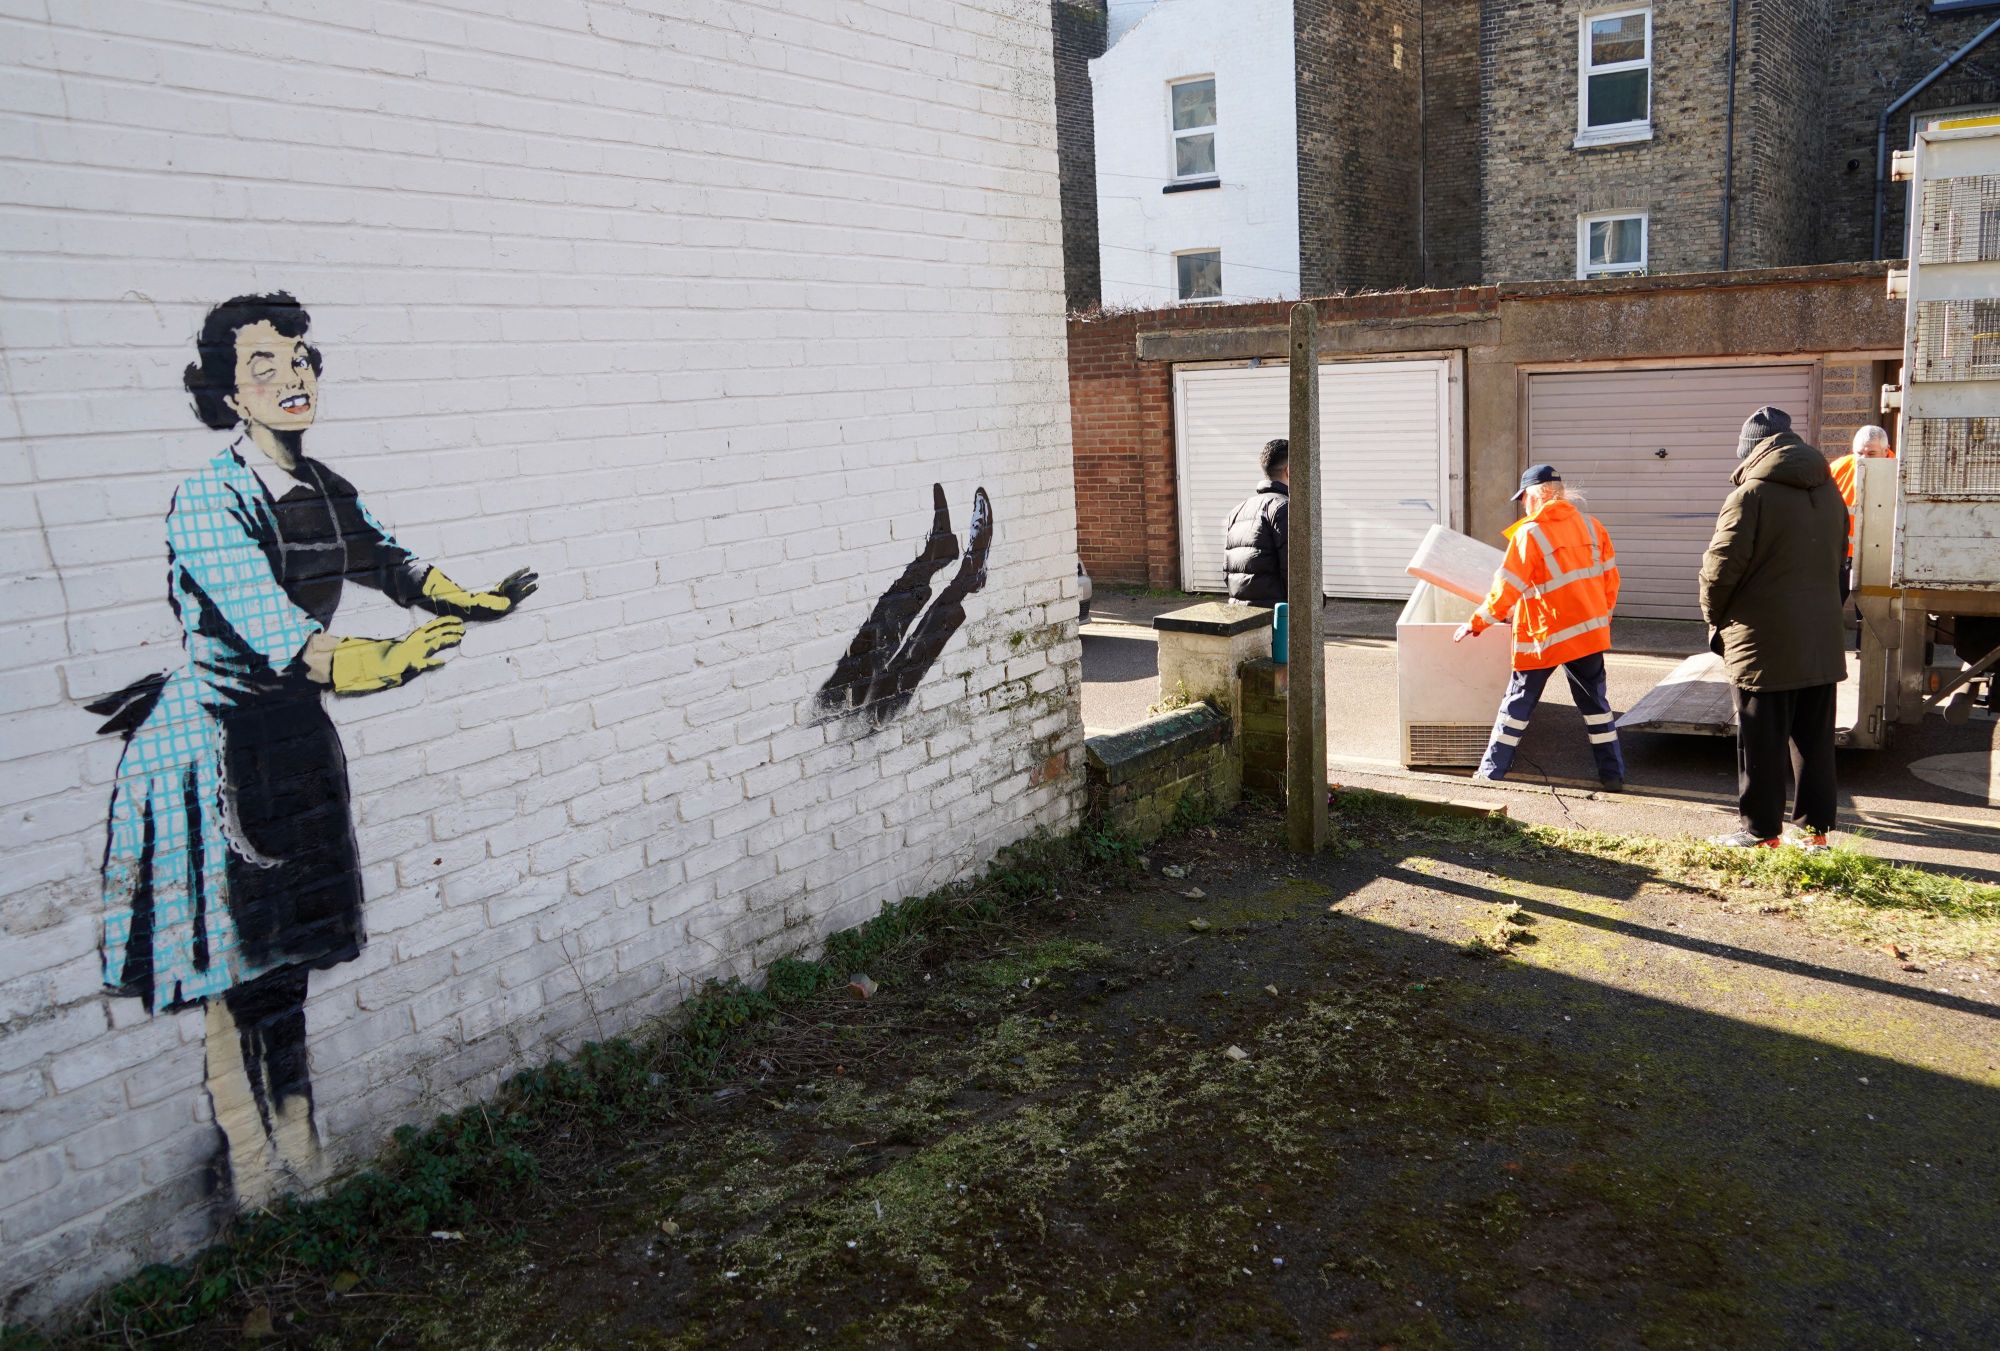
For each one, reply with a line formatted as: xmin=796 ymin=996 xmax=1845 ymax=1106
xmin=1913 ymin=299 xmax=2000 ymax=382
xmin=1902 ymin=417 xmax=2000 ymax=498
xmin=1917 ymin=173 xmax=2000 ymax=265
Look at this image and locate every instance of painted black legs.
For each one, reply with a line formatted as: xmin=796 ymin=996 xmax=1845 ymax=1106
xmin=815 ymin=484 xmax=993 ymax=727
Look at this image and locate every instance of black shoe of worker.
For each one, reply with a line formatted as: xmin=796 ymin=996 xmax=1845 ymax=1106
xmin=1599 ymin=776 xmax=1626 ymax=794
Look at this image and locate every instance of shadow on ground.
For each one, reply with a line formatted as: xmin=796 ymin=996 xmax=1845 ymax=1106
xmin=170 ymin=806 xmax=2000 ymax=1350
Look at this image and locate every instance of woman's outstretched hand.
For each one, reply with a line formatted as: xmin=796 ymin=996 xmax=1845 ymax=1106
xmin=487 ymin=567 xmax=539 ymax=614
xmin=326 ymin=618 xmax=466 ymax=693
xmin=420 ymin=566 xmax=539 ymax=620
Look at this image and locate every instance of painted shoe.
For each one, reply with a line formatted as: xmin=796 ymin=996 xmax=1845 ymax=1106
xmin=1709 ymin=830 xmax=1780 ymax=849
xmin=1787 ymin=829 xmax=1831 ymax=855
xmin=959 ymin=486 xmax=993 ymax=593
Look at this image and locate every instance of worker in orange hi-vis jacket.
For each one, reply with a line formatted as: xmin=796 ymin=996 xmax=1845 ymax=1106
xmin=1452 ymin=464 xmax=1625 ymax=791
xmin=1826 ymin=424 xmax=1893 ymax=595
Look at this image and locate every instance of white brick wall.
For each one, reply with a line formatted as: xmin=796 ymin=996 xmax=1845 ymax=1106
xmin=1091 ymin=0 xmax=1301 ymax=307
xmin=0 ymin=0 xmax=1081 ymax=1318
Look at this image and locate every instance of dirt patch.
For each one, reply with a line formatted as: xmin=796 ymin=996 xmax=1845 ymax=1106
xmin=79 ymin=804 xmax=2000 ymax=1348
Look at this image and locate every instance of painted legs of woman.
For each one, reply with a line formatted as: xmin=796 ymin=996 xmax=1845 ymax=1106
xmin=204 ymin=964 xmax=319 ymax=1207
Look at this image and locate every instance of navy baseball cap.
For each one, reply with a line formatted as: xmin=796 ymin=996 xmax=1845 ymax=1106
xmin=1511 ymin=463 xmax=1560 ymax=503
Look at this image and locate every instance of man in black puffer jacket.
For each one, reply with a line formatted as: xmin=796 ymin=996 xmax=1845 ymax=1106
xmin=1223 ymin=438 xmax=1289 ymax=604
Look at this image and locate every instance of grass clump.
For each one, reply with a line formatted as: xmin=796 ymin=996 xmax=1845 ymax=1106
xmin=971 ymin=937 xmax=1113 ymax=990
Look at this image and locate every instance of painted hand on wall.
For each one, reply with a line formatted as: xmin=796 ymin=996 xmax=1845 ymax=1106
xmin=88 ymin=292 xmax=538 ymax=1212
xmin=815 ymin=483 xmax=993 ymax=728
xmin=419 ymin=565 xmax=540 ymax=619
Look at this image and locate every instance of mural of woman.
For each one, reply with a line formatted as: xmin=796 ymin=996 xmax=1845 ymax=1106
xmin=87 ymin=293 xmax=537 ymax=1207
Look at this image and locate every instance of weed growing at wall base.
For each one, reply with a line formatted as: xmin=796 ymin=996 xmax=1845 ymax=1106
xmin=2 ymin=822 xmax=1147 ymax=1349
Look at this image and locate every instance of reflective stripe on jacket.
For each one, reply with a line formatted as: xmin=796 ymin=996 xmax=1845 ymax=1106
xmin=1468 ymin=498 xmax=1619 ymax=671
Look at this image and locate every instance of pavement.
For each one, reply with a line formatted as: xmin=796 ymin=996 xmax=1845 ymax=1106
xmin=1082 ymin=591 xmax=2000 ymax=881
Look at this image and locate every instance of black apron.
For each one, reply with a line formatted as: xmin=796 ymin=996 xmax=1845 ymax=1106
xmin=220 ymin=462 xmax=370 ymax=972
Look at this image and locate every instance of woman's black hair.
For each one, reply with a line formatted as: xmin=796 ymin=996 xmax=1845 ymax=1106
xmin=184 ymin=292 xmax=323 ymax=430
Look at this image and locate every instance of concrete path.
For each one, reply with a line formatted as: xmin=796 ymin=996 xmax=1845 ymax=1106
xmin=1082 ymin=594 xmax=2000 ymax=881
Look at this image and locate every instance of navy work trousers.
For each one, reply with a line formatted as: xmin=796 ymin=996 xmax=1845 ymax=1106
xmin=1476 ymin=651 xmax=1625 ymax=783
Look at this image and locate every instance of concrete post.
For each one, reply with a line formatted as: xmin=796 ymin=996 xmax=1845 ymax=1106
xmin=1286 ymin=303 xmax=1329 ymax=852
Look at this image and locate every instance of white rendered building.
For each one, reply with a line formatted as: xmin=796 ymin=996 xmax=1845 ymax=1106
xmin=1091 ymin=0 xmax=1300 ymax=308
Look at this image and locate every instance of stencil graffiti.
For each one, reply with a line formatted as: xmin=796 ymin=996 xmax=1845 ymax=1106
xmin=89 ymin=292 xmax=537 ymax=1207
xmin=815 ymin=484 xmax=993 ymax=727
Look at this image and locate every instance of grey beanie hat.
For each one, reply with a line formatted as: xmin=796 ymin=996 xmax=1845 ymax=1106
xmin=1737 ymin=405 xmax=1792 ymax=460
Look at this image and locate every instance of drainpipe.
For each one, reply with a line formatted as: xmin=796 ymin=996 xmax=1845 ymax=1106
xmin=1720 ymin=0 xmax=1738 ymax=269
xmin=1873 ymin=16 xmax=2000 ymax=260
xmin=1417 ymin=0 xmax=1428 ymax=286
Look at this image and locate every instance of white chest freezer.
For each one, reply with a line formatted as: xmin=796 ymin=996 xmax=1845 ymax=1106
xmin=1397 ymin=580 xmax=1513 ymax=767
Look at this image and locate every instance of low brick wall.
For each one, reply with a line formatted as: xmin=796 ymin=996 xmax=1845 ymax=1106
xmin=1240 ymin=658 xmax=1287 ymax=802
xmin=1084 ymin=704 xmax=1235 ymax=841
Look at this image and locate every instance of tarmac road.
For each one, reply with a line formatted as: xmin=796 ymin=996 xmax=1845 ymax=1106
xmin=1082 ymin=593 xmax=2000 ymax=881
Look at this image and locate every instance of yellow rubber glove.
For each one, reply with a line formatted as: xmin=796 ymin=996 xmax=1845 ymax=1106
xmin=329 ymin=618 xmax=465 ymax=693
xmin=421 ymin=566 xmax=537 ymax=620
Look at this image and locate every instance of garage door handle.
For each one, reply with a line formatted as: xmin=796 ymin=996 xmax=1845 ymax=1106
xmin=1654 ymin=448 xmax=1669 ymax=459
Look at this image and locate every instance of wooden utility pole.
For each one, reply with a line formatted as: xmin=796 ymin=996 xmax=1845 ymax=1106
xmin=1286 ymin=303 xmax=1328 ymax=852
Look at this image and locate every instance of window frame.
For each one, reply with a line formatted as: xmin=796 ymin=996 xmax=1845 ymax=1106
xmin=1575 ymin=6 xmax=1652 ymax=148
xmin=1174 ymin=247 xmax=1224 ymax=304
xmin=1576 ymin=211 xmax=1648 ymax=280
xmin=1167 ymin=75 xmax=1218 ymax=184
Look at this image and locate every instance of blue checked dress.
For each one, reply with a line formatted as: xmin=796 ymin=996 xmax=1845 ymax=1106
xmin=99 ymin=442 xmax=428 ymax=1013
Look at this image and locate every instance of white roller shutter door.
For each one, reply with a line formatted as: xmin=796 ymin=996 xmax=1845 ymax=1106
xmin=1526 ymin=364 xmax=1816 ymax=621
xmin=1175 ymin=359 xmax=1451 ymax=599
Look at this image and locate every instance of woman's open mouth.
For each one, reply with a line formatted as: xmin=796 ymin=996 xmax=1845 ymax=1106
xmin=279 ymin=394 xmax=311 ymax=413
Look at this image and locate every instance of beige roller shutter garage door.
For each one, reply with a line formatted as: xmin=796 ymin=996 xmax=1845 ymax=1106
xmin=1175 ymin=358 xmax=1453 ymax=599
xmin=1525 ymin=364 xmax=1817 ymax=621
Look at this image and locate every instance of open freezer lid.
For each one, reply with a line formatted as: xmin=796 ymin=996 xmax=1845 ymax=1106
xmin=1405 ymin=523 xmax=1506 ymax=606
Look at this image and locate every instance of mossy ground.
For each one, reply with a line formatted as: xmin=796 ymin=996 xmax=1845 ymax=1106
xmin=22 ymin=798 xmax=2000 ymax=1349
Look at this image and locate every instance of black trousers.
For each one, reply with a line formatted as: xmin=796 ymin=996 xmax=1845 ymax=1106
xmin=222 ymin=963 xmax=313 ymax=1130
xmin=1733 ymin=683 xmax=1839 ymax=839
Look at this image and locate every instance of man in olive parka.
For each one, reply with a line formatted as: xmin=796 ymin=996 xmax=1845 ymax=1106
xmin=1698 ymin=406 xmax=1849 ymax=850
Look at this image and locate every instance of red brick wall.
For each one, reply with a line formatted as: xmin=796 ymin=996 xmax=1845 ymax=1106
xmin=1067 ymin=309 xmax=1156 ymax=587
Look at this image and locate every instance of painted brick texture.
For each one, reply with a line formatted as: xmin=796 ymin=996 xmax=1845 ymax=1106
xmin=0 ymin=0 xmax=1081 ymax=1317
